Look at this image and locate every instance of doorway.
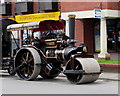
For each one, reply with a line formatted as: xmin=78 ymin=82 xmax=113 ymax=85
xmin=107 ymin=19 xmax=118 ymax=52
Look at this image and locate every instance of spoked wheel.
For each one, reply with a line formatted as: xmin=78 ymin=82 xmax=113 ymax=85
xmin=65 ymin=59 xmax=83 ymax=84
xmin=15 ymin=48 xmax=41 ymax=80
xmin=8 ymin=63 xmax=16 ymax=76
xmin=40 ymin=62 xmax=61 ymax=79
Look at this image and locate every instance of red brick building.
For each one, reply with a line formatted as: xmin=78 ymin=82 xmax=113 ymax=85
xmin=0 ymin=0 xmax=120 ymax=59
xmin=60 ymin=1 xmax=120 ymax=59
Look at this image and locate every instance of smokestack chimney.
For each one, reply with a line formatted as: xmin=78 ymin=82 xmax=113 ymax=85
xmin=68 ymin=14 xmax=76 ymax=40
xmin=68 ymin=14 xmax=76 ymax=46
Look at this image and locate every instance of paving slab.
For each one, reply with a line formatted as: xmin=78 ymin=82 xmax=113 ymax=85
xmin=99 ymin=72 xmax=119 ymax=81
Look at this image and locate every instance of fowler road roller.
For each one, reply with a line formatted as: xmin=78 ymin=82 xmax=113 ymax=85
xmin=7 ymin=15 xmax=101 ymax=84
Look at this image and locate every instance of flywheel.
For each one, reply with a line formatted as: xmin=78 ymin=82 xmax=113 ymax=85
xmin=14 ymin=47 xmax=41 ymax=80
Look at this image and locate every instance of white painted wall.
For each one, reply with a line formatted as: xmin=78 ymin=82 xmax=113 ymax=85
xmin=61 ymin=10 xmax=120 ymax=20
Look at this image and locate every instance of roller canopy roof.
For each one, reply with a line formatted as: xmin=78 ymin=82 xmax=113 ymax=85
xmin=0 ymin=19 xmax=17 ymax=29
xmin=7 ymin=20 xmax=64 ymax=32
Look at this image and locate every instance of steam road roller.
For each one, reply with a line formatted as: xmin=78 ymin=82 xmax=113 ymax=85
xmin=7 ymin=16 xmax=101 ymax=84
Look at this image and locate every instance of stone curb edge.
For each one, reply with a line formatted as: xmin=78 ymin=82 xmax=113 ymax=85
xmin=99 ymin=64 xmax=120 ymax=73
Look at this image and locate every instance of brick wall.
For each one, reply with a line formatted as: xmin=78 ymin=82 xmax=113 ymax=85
xmin=74 ymin=19 xmax=94 ymax=53
xmin=60 ymin=2 xmax=120 ymax=12
xmin=84 ymin=19 xmax=94 ymax=53
xmin=75 ymin=20 xmax=84 ymax=46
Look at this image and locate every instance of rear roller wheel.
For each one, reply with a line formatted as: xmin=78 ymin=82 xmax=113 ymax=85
xmin=15 ymin=48 xmax=41 ymax=80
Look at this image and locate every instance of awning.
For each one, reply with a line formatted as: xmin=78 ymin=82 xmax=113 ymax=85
xmin=7 ymin=20 xmax=64 ymax=31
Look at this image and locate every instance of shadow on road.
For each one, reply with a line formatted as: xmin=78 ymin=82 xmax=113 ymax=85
xmin=0 ymin=74 xmax=16 ymax=78
xmin=37 ymin=77 xmax=66 ymax=81
xmin=33 ymin=76 xmax=103 ymax=85
xmin=1 ymin=71 xmax=103 ymax=85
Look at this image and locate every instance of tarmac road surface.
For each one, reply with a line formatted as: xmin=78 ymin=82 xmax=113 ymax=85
xmin=0 ymin=70 xmax=119 ymax=94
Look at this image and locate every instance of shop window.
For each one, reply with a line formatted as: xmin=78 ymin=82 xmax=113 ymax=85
xmin=107 ymin=27 xmax=115 ymax=50
xmin=15 ymin=2 xmax=33 ymax=14
xmin=94 ymin=22 xmax=100 ymax=52
xmin=1 ymin=0 xmax=12 ymax=3
xmin=117 ymin=21 xmax=120 ymax=51
xmin=107 ymin=19 xmax=118 ymax=52
xmin=0 ymin=3 xmax=12 ymax=15
xmin=38 ymin=0 xmax=59 ymax=12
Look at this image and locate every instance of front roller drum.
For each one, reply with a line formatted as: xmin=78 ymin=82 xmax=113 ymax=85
xmin=14 ymin=47 xmax=41 ymax=80
xmin=65 ymin=58 xmax=101 ymax=84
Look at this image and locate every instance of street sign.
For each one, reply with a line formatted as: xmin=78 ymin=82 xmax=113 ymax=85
xmin=94 ymin=9 xmax=101 ymax=18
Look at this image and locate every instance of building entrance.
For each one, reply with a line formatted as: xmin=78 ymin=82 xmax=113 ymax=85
xmin=107 ymin=19 xmax=119 ymax=52
xmin=94 ymin=19 xmax=119 ymax=53
xmin=107 ymin=26 xmax=116 ymax=52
